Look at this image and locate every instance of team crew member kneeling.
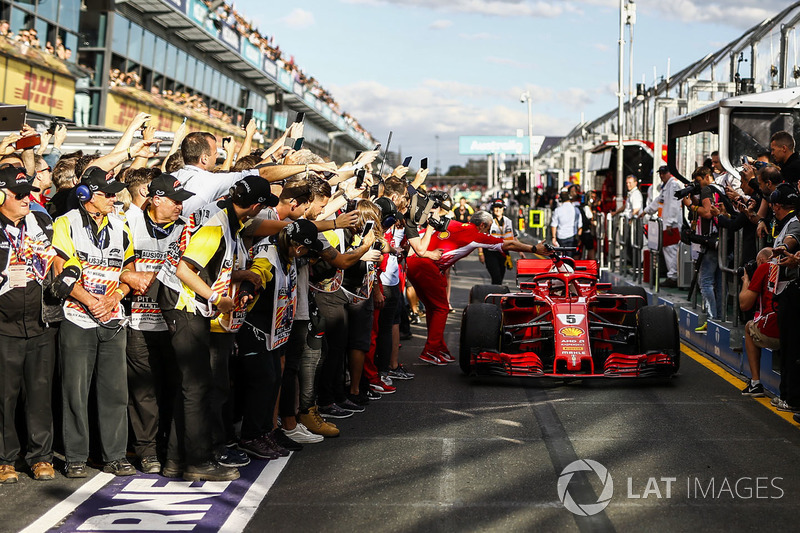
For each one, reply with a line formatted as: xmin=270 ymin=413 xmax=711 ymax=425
xmin=408 ymin=210 xmax=550 ymax=365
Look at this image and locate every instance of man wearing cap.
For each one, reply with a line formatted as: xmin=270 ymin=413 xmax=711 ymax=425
xmin=123 ymin=174 xmax=194 ymax=474
xmin=479 ymin=199 xmax=515 ymax=284
xmin=642 ymin=166 xmax=684 ymax=287
xmin=51 ymin=166 xmax=138 ymax=478
xmin=175 ymin=132 xmax=337 ymax=216
xmin=0 ymin=168 xmax=58 ymax=484
xmin=157 ymin=175 xmax=277 ymax=481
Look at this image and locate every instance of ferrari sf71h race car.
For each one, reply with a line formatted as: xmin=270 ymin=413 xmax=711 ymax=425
xmin=459 ymin=249 xmax=680 ymax=378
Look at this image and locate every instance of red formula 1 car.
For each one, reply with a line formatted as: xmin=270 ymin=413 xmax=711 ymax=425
xmin=459 ymin=249 xmax=680 ymax=378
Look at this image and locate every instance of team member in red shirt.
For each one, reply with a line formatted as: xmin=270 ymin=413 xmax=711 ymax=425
xmin=739 ymin=247 xmax=780 ymax=397
xmin=407 ymin=210 xmax=550 ymax=365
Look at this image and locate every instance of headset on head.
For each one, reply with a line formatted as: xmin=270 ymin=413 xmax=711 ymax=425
xmin=0 ymin=190 xmax=5 ymax=207
xmin=75 ymin=184 xmax=92 ymax=202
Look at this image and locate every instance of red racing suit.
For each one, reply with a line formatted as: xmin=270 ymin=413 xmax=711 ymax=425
xmin=406 ymin=222 xmax=504 ymax=355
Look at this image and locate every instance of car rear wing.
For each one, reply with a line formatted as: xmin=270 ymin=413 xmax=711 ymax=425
xmin=516 ymin=258 xmax=600 ymax=290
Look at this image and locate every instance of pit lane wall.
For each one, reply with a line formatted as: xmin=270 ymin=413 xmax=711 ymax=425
xmin=600 ymin=269 xmax=781 ymax=396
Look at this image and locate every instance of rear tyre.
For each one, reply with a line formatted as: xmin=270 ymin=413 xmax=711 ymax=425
xmin=469 ymin=284 xmax=509 ymax=304
xmin=637 ymin=305 xmax=681 ymax=372
xmin=459 ymin=303 xmax=502 ymax=375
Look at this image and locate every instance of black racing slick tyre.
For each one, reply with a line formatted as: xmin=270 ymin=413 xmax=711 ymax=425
xmin=469 ymin=284 xmax=509 ymax=304
xmin=459 ymin=303 xmax=502 ymax=375
xmin=637 ymin=305 xmax=681 ymax=372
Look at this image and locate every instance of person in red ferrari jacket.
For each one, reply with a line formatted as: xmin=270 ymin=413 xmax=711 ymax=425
xmin=407 ymin=209 xmax=550 ymax=365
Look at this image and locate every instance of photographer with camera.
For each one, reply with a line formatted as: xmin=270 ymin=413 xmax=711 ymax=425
xmin=684 ymin=166 xmax=724 ymax=332
xmin=739 ymin=248 xmax=779 ymax=397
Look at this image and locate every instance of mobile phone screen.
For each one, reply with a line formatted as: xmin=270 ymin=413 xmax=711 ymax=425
xmin=402 ymin=156 xmax=412 ymax=167
xmin=294 ymin=112 xmax=305 ymax=123
xmin=293 ymin=137 xmax=304 ymax=151
xmin=242 ymin=108 xmax=253 ymax=129
xmin=361 ymin=220 xmax=375 ymax=237
xmin=354 ymin=150 xmax=363 ymax=160
xmin=421 ymin=157 xmax=428 ymax=170
xmin=355 ymin=169 xmax=366 ymax=189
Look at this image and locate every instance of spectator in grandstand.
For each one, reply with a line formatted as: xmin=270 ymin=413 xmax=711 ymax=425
xmin=739 ymin=247 xmax=779 ymax=397
xmin=479 ymin=198 xmax=514 ymax=284
xmin=452 ymin=197 xmax=474 ymax=223
xmin=641 ymin=166 xmax=683 ymax=287
xmin=156 ymin=175 xmax=276 ymax=481
xmin=764 ymin=184 xmax=800 ymax=413
xmin=124 ymin=174 xmax=194 ymax=474
xmin=52 ymin=166 xmax=137 ymax=479
xmin=770 ymin=130 xmax=800 ymax=184
xmin=550 ymin=190 xmax=583 ymax=256
xmin=0 ymin=167 xmax=58 ymax=484
xmin=409 ymin=210 xmax=548 ymax=365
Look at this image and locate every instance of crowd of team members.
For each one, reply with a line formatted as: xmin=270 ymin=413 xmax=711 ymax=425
xmin=0 ymin=112 xmax=546 ymax=484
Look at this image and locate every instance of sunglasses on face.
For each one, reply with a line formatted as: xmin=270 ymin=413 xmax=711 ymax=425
xmin=37 ymin=167 xmax=52 ymax=173
xmin=96 ymin=191 xmax=116 ymax=198
xmin=10 ymin=192 xmax=28 ymax=201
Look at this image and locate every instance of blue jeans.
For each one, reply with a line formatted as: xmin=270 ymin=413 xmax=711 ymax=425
xmin=698 ymin=252 xmax=722 ymax=320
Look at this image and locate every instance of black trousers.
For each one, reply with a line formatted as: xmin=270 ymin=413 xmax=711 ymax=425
xmin=374 ymin=283 xmax=400 ymax=372
xmin=776 ymin=283 xmax=800 ymax=406
xmin=210 ymin=332 xmax=235 ymax=452
xmin=484 ymin=250 xmax=507 ymax=285
xmin=236 ymin=322 xmax=284 ymax=440
xmin=162 ymin=309 xmax=212 ymax=466
xmin=279 ymin=323 xmax=303 ymax=419
xmin=126 ymin=328 xmax=173 ymax=459
xmin=0 ymin=329 xmax=56 ymax=466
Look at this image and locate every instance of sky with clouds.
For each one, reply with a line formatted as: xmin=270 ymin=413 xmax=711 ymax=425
xmin=238 ymin=0 xmax=790 ymax=171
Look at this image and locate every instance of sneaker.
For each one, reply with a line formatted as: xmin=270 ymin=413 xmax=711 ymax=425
xmin=370 ymin=381 xmax=397 ymax=394
xmin=419 ymin=351 xmax=446 ymax=366
xmin=299 ymin=406 xmax=340 ymax=437
xmin=161 ymin=459 xmax=184 ymax=478
xmin=103 ymin=458 xmax=136 ymax=476
xmin=770 ymin=396 xmax=782 ymax=407
xmin=283 ymin=423 xmax=324 ymax=444
xmin=337 ymin=398 xmax=366 ymax=413
xmin=140 ymin=455 xmax=161 ymax=474
xmin=214 ymin=446 xmax=251 ymax=468
xmin=32 ymin=461 xmax=55 ymax=481
xmin=239 ymin=437 xmax=281 ymax=460
xmin=0 ymin=464 xmax=18 ymax=484
xmin=741 ymin=382 xmax=765 ymax=397
xmin=695 ymin=322 xmax=708 ymax=333
xmin=366 ymin=389 xmax=382 ymax=400
xmin=183 ymin=461 xmax=239 ymax=482
xmin=388 ymin=364 xmax=415 ymax=380
xmin=773 ymin=399 xmax=800 ymax=412
xmin=410 ymin=313 xmax=421 ymax=325
xmin=346 ymin=392 xmax=369 ymax=406
xmin=64 ymin=462 xmax=87 ymax=478
xmin=270 ymin=429 xmax=302 ymax=452
xmin=318 ymin=403 xmax=354 ymax=419
xmin=380 ymin=373 xmax=394 ymax=386
xmin=438 ymin=351 xmax=455 ymax=363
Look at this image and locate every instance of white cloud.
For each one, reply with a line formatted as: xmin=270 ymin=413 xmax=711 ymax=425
xmin=429 ymin=19 xmax=454 ymax=29
xmin=279 ymin=8 xmax=316 ymax=29
xmin=592 ymin=43 xmax=609 ymax=52
xmin=486 ymin=56 xmax=535 ymax=69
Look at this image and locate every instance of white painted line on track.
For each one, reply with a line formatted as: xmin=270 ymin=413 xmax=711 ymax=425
xmin=20 ymin=473 xmax=115 ymax=533
xmin=218 ymin=455 xmax=292 ymax=533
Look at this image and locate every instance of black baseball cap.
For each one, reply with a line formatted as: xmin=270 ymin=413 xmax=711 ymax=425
xmin=81 ymin=166 xmax=126 ymax=195
xmin=491 ymin=198 xmax=505 ymax=209
xmin=148 ymin=174 xmax=194 ymax=202
xmin=234 ymin=175 xmax=278 ymax=207
xmin=0 ymin=167 xmax=38 ymax=195
xmin=284 ymin=219 xmax=323 ymax=252
xmin=658 ymin=165 xmax=670 ymax=174
xmin=769 ymin=183 xmax=799 ymax=206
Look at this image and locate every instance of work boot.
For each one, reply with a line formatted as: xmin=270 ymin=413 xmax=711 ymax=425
xmin=299 ymin=406 xmax=340 ymax=437
xmin=32 ymin=462 xmax=55 ymax=481
xmin=183 ymin=461 xmax=239 ymax=482
xmin=0 ymin=464 xmax=18 ymax=484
